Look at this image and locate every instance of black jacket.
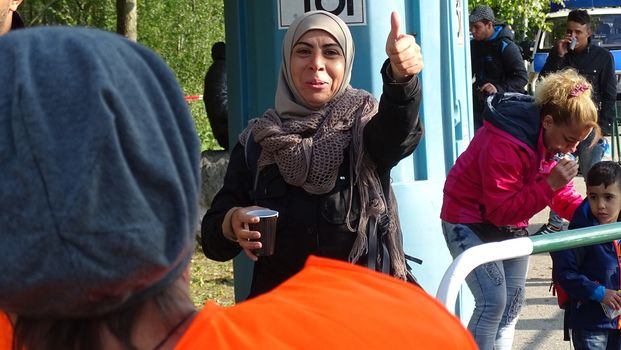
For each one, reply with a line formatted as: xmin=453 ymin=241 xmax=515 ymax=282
xmin=201 ymin=60 xmax=423 ymax=298
xmin=203 ymin=42 xmax=229 ymax=149
xmin=540 ymin=43 xmax=617 ymax=135
xmin=470 ymin=25 xmax=528 ymax=113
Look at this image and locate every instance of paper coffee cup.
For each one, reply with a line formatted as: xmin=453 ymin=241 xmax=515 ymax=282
xmin=247 ymin=209 xmax=278 ymax=256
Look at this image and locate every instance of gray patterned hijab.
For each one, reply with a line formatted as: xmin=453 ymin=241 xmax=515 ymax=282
xmin=276 ymin=10 xmax=355 ymax=118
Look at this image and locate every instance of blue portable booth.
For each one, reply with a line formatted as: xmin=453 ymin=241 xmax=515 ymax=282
xmin=223 ymin=0 xmax=474 ymax=321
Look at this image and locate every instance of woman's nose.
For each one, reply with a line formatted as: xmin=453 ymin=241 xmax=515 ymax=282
xmin=309 ymin=54 xmax=325 ymax=71
xmin=568 ymin=142 xmax=579 ymax=153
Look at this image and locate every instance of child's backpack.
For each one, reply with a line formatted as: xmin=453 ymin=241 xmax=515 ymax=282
xmin=549 ymin=280 xmax=571 ymax=341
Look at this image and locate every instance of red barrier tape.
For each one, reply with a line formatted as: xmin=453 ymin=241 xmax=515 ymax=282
xmin=184 ymin=95 xmax=203 ymax=102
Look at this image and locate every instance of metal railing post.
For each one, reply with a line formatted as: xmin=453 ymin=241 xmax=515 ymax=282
xmin=436 ymin=222 xmax=621 ymax=314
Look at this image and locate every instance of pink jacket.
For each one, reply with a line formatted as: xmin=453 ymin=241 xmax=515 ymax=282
xmin=441 ymin=104 xmax=582 ymax=228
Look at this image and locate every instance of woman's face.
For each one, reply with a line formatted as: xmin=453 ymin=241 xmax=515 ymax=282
xmin=290 ymin=29 xmax=345 ymax=108
xmin=542 ymin=115 xmax=593 ymax=154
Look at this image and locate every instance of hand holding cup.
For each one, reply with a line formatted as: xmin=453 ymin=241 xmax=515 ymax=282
xmin=547 ymin=157 xmax=578 ymax=191
xmin=229 ymin=207 xmax=278 ymax=261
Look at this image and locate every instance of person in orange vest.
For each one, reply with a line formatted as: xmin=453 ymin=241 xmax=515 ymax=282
xmin=0 ymin=26 xmax=476 ymax=350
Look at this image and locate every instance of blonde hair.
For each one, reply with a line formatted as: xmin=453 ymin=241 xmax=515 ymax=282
xmin=535 ymin=69 xmax=600 ymax=141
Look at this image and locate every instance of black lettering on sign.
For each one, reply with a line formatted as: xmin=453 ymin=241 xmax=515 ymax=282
xmin=304 ymin=0 xmax=353 ymax=16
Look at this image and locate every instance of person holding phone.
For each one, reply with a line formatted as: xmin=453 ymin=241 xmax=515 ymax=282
xmin=538 ymin=9 xmax=616 ymax=235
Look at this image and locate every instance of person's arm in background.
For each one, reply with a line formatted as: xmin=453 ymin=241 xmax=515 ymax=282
xmin=598 ymin=52 xmax=616 ymax=135
xmin=479 ymin=137 xmax=578 ymax=226
xmin=540 ymin=45 xmax=567 ymax=78
xmin=364 ymin=11 xmax=423 ymax=172
xmin=549 ymin=182 xmax=583 ymax=220
xmin=495 ymin=41 xmax=528 ymax=93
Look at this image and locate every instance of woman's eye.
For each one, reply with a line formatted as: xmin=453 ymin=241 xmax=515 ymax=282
xmin=325 ymin=49 xmax=341 ymax=57
xmin=295 ymin=48 xmax=312 ymax=55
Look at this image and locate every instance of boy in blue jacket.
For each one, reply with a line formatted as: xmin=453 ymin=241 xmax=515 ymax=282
xmin=552 ymin=161 xmax=621 ymax=349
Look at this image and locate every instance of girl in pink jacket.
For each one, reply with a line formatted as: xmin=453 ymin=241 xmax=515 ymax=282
xmin=441 ymin=69 xmax=599 ymax=350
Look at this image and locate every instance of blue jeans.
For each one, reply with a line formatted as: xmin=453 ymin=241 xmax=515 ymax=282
xmin=441 ymin=221 xmax=529 ymax=350
xmin=572 ymin=329 xmax=621 ymax=350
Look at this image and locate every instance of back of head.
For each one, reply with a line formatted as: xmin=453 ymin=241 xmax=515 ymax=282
xmin=586 ymin=161 xmax=621 ymax=188
xmin=211 ymin=41 xmax=225 ymax=60
xmin=0 ymin=27 xmax=200 ymax=318
xmin=568 ymin=9 xmax=590 ymax=25
xmin=534 ymin=68 xmax=599 ymax=136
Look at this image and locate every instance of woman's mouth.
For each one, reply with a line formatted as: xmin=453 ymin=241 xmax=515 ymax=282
xmin=307 ymin=80 xmax=327 ymax=88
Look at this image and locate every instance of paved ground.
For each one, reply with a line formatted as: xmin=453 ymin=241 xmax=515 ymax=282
xmin=512 ymin=178 xmax=586 ymax=350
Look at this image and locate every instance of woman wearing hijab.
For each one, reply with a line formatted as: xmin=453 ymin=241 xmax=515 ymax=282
xmin=0 ymin=27 xmax=478 ymax=350
xmin=201 ymin=10 xmax=424 ymax=297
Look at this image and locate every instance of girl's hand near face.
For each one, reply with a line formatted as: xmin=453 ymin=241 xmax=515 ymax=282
xmin=385 ymin=11 xmax=423 ymax=82
xmin=547 ymin=158 xmax=579 ymax=191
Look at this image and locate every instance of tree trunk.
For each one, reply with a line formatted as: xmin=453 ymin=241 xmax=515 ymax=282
xmin=116 ymin=0 xmax=137 ymax=41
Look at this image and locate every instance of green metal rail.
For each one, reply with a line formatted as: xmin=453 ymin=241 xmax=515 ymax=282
xmin=531 ymin=222 xmax=621 ymax=253
xmin=437 ymin=222 xmax=621 ymax=313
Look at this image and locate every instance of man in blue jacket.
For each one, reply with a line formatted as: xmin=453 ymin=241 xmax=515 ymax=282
xmin=469 ymin=4 xmax=528 ymax=129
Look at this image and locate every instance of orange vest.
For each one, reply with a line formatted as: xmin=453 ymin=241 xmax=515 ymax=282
xmin=176 ymin=256 xmax=476 ymax=349
xmin=0 ymin=312 xmax=13 ymax=350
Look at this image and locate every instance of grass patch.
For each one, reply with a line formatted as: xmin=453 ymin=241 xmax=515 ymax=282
xmin=190 ymin=247 xmax=235 ymax=307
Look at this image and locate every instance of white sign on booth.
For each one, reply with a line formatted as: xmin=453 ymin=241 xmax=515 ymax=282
xmin=278 ymin=0 xmax=367 ymax=29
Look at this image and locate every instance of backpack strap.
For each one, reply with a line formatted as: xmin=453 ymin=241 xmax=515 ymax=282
xmin=563 ymin=306 xmax=571 ymax=341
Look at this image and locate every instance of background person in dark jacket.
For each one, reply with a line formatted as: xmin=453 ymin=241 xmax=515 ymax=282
xmin=201 ymin=10 xmax=424 ymax=298
xmin=469 ymin=4 xmax=528 ymax=130
xmin=203 ymin=41 xmax=229 ymax=150
xmin=538 ymin=9 xmax=617 ymax=234
xmin=0 ymin=0 xmax=22 ymax=35
xmin=551 ymin=161 xmax=621 ymax=349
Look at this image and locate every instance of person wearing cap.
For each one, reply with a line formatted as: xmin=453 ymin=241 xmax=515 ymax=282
xmin=537 ymin=9 xmax=616 ymax=235
xmin=469 ymin=4 xmax=527 ymax=130
xmin=0 ymin=26 xmax=477 ymax=350
xmin=0 ymin=0 xmax=23 ymax=35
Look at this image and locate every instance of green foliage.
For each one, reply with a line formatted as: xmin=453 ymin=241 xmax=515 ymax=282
xmin=191 ymin=101 xmax=222 ymax=151
xmin=21 ymin=0 xmax=115 ymax=28
xmin=469 ymin=0 xmax=565 ymax=42
xmin=138 ymin=0 xmax=225 ymax=151
xmin=18 ymin=0 xmax=225 ymax=151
